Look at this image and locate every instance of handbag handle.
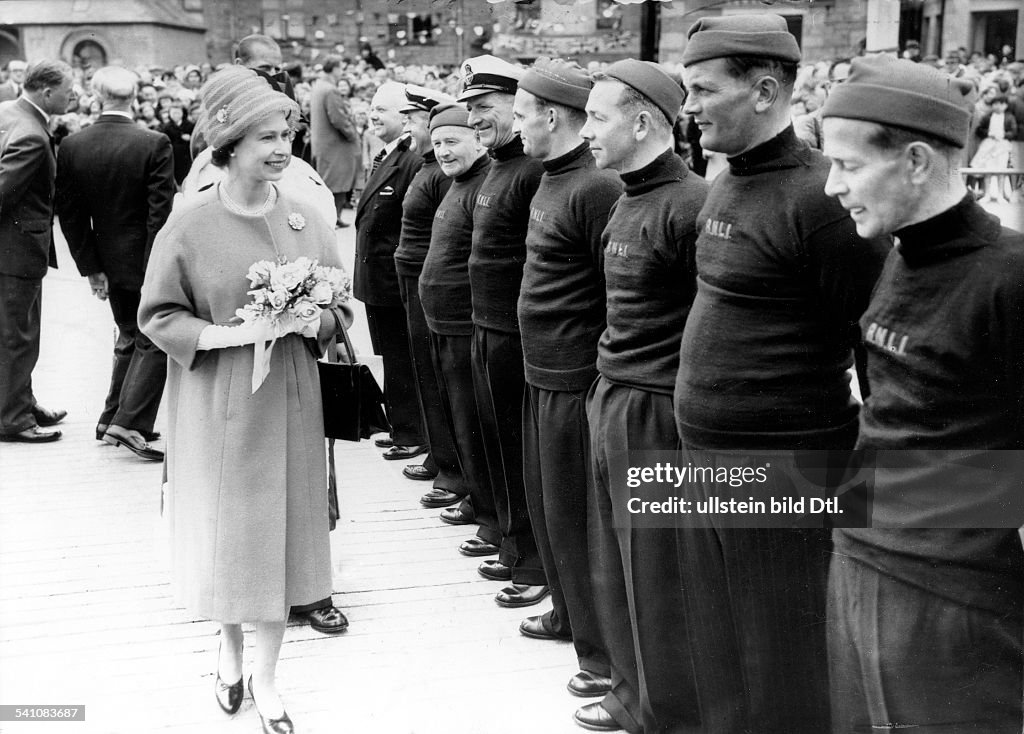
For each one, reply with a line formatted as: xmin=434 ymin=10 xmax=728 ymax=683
xmin=328 ymin=307 xmax=357 ymax=364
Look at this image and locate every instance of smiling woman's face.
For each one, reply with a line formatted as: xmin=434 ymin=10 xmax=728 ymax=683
xmin=229 ymin=111 xmax=294 ymax=185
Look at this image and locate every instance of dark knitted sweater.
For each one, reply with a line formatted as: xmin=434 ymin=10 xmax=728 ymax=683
xmin=468 ymin=135 xmax=544 ymax=334
xmin=395 ymin=151 xmax=453 ymax=278
xmin=836 ymin=195 xmax=1024 ymax=615
xmin=419 ymin=154 xmax=491 ymax=335
xmin=675 ymin=126 xmax=889 ymax=449
xmin=518 ymin=143 xmax=622 ymax=392
xmin=597 ymin=149 xmax=709 ymax=394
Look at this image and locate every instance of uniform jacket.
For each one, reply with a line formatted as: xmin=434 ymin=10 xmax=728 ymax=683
xmin=56 ymin=114 xmax=174 ymax=291
xmin=309 ymin=78 xmax=359 ymax=193
xmin=0 ymin=97 xmax=58 ymax=278
xmin=354 ymin=136 xmax=422 ymax=306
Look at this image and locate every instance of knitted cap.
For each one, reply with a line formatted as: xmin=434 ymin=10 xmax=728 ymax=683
xmin=600 ymin=59 xmax=684 ymax=124
xmin=519 ymin=58 xmax=592 ymax=111
xmin=681 ymin=14 xmax=802 ymax=66
xmin=822 ymin=55 xmax=976 ymax=148
xmin=401 ymin=84 xmax=455 ymax=114
xmin=197 ymin=65 xmax=299 ymax=151
xmin=457 ymin=55 xmax=523 ymax=102
xmin=428 ymin=102 xmax=472 ymax=132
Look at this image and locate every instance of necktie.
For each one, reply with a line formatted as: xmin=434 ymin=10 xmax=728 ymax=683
xmin=371 ymin=149 xmax=386 ymax=176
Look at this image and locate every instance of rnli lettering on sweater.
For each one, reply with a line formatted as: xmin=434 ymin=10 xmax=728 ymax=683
xmin=864 ymin=321 xmax=908 ymax=355
xmin=704 ymin=218 xmax=733 ymax=240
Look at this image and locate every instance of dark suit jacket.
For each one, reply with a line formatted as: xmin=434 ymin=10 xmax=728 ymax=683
xmin=353 ymin=136 xmax=422 ymax=307
xmin=56 ymin=114 xmax=174 ymax=291
xmin=0 ymin=98 xmax=57 ymax=279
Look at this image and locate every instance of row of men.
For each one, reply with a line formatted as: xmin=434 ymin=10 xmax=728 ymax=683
xmin=354 ymin=14 xmax=1024 ymax=734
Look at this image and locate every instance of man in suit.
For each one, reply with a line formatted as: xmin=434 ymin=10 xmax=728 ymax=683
xmin=56 ymin=65 xmax=175 ymax=461
xmin=0 ymin=59 xmax=73 ymax=443
xmin=0 ymin=60 xmax=27 ymax=103
xmin=309 ymin=57 xmax=359 ymax=228
xmin=354 ymin=81 xmax=427 ymax=461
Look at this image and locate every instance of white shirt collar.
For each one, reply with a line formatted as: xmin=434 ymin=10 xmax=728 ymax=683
xmin=102 ymin=110 xmax=134 ymax=120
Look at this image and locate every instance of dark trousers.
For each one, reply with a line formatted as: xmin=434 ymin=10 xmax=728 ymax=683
xmin=471 ymin=326 xmax=543 ymax=585
xmin=365 ymin=303 xmax=424 ymax=447
xmin=100 ymin=287 xmax=166 ymax=432
xmin=523 ymin=384 xmax=609 ymax=676
xmin=587 ymin=377 xmax=700 ymax=734
xmin=429 ymin=330 xmax=499 ymax=542
xmin=829 ymin=553 xmax=1023 ymax=734
xmin=397 ymin=274 xmax=467 ymax=495
xmin=0 ymin=273 xmax=41 ymax=435
xmin=676 ymin=448 xmax=831 ymax=734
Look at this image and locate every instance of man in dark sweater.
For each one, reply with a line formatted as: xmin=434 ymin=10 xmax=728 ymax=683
xmin=394 ymin=84 xmax=467 ymax=508
xmin=355 ymin=82 xmax=427 ymax=461
xmin=454 ymin=55 xmax=548 ymax=608
xmin=418 ymin=104 xmax=501 ymax=557
xmin=675 ymin=15 xmax=889 ymax=733
xmin=512 ymin=58 xmax=621 ymax=700
xmin=821 ymin=55 xmax=1024 ymax=734
xmin=575 ymin=59 xmax=709 ymax=734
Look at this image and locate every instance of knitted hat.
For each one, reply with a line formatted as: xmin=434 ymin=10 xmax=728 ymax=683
xmin=457 ymin=55 xmax=523 ymax=102
xmin=428 ymin=102 xmax=472 ymax=132
xmin=197 ymin=65 xmax=299 ymax=151
xmin=600 ymin=59 xmax=684 ymax=125
xmin=519 ymin=58 xmax=592 ymax=111
xmin=401 ymin=84 xmax=455 ymax=114
xmin=681 ymin=14 xmax=802 ymax=66
xmin=821 ymin=55 xmax=976 ymax=148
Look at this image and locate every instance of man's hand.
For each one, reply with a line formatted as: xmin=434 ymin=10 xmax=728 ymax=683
xmin=87 ymin=272 xmax=109 ymax=301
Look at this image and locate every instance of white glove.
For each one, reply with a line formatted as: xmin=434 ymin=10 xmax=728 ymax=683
xmin=197 ymin=320 xmax=277 ymax=350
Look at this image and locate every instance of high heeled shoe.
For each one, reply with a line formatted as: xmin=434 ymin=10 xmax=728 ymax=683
xmin=214 ymin=643 xmax=243 ymax=715
xmin=248 ymin=676 xmax=294 ymax=734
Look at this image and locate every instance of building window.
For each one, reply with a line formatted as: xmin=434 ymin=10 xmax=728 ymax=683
xmin=514 ymin=1 xmax=541 ymax=32
xmin=389 ymin=13 xmax=437 ymax=46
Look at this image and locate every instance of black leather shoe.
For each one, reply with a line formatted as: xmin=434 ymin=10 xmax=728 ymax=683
xmin=214 ymin=641 xmax=243 ymax=715
xmin=421 ymin=489 xmax=461 ymax=508
xmin=96 ymin=423 xmax=161 ymax=442
xmin=568 ymin=671 xmax=613 ymax=698
xmin=248 ymin=677 xmax=294 ymax=734
xmin=382 ymin=444 xmax=428 ymax=461
xmin=0 ymin=426 xmax=62 ymax=443
xmin=102 ymin=426 xmax=164 ymax=461
xmin=403 ymin=464 xmax=438 ymax=481
xmin=31 ymin=404 xmax=66 ymax=427
xmin=519 ymin=613 xmax=570 ymax=641
xmin=478 ymin=559 xmax=512 ymax=581
xmin=574 ymin=702 xmax=622 ymax=731
xmin=440 ymin=507 xmax=476 ymax=526
xmin=496 ymin=584 xmax=550 ymax=608
xmin=301 ymin=605 xmax=348 ymax=634
xmin=458 ymin=537 xmax=499 ymax=557
xmin=374 ymin=436 xmax=394 ymax=448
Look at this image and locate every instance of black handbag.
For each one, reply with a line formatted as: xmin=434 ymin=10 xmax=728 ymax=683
xmin=318 ymin=311 xmax=391 ymax=442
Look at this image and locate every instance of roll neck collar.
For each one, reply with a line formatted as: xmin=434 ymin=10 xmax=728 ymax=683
xmin=456 ymin=154 xmax=490 ymax=182
xmin=543 ymin=142 xmax=591 ymax=173
xmin=619 ymin=149 xmax=686 ymax=196
xmin=490 ymin=134 xmax=525 ymax=161
xmin=727 ymin=125 xmax=809 ymax=175
xmin=893 ymin=194 xmax=1001 ymax=266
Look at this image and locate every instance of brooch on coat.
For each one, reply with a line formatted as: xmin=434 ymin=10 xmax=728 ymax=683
xmin=288 ymin=213 xmax=306 ymax=231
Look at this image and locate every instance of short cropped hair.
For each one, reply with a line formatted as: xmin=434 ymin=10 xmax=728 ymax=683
xmin=235 ymin=34 xmax=279 ymax=66
xmin=592 ymin=72 xmax=676 ymax=131
xmin=528 ymin=92 xmax=588 ymax=128
xmin=22 ymin=59 xmax=72 ymax=93
xmin=91 ymin=66 xmax=138 ymax=104
xmin=864 ymin=121 xmax=959 ymax=160
xmin=722 ymin=55 xmax=798 ymax=90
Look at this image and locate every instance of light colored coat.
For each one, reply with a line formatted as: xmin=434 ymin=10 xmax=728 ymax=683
xmin=139 ymin=186 xmax=341 ymax=622
xmin=309 ymin=78 xmax=359 ymax=194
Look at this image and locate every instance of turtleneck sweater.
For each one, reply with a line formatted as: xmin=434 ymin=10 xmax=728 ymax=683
xmin=395 ymin=150 xmax=453 ymax=278
xmin=675 ymin=125 xmax=889 ymax=449
xmin=518 ymin=142 xmax=622 ymax=391
xmin=596 ymin=148 xmax=709 ymax=393
xmin=468 ymin=134 xmax=544 ymax=334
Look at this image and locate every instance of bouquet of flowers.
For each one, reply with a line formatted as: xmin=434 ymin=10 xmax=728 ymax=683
xmin=236 ymin=256 xmax=352 ymax=392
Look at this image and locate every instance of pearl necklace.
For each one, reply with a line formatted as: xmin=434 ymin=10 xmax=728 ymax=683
xmin=219 ymin=183 xmax=277 ymax=217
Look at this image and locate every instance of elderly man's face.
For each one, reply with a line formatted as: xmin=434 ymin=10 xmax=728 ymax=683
xmin=682 ymin=57 xmax=762 ymax=156
xmin=369 ymin=87 xmax=405 ymax=143
xmin=822 ymin=117 xmax=917 ymax=239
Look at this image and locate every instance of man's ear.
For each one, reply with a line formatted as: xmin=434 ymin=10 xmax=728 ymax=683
xmin=633 ymin=110 xmax=652 ymax=141
xmin=753 ymin=74 xmax=782 ymax=113
xmin=904 ymin=141 xmax=939 ymax=186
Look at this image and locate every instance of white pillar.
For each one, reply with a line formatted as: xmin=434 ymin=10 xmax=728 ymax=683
xmin=865 ymin=0 xmax=901 ymax=54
